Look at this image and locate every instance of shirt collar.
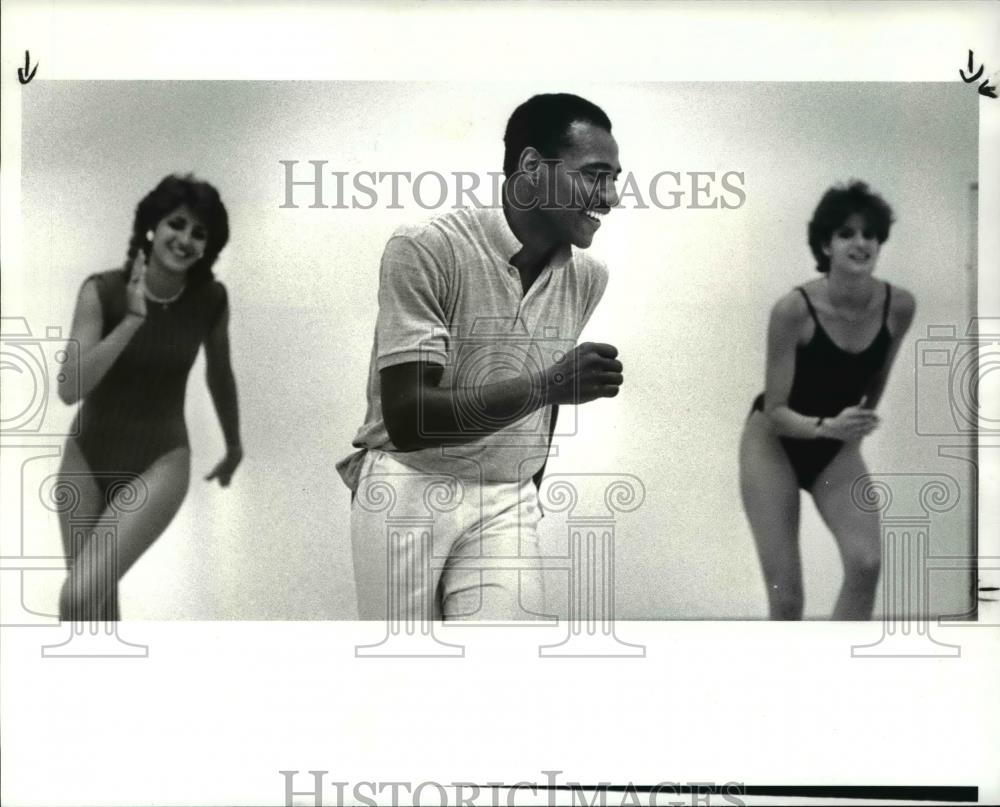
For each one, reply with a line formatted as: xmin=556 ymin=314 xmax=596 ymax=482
xmin=483 ymin=205 xmax=573 ymax=271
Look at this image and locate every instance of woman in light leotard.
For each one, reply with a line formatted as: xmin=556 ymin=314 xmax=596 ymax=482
xmin=57 ymin=174 xmax=242 ymax=620
xmin=739 ymin=181 xmax=916 ymax=620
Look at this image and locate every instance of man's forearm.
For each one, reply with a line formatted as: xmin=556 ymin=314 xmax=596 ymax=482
xmin=389 ymin=372 xmax=548 ymax=450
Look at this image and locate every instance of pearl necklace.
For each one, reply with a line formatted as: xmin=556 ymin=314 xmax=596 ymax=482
xmin=145 ymin=283 xmax=185 ymax=309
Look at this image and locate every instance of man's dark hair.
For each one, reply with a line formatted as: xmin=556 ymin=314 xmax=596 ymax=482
xmin=808 ymin=180 xmax=895 ymax=273
xmin=503 ymin=93 xmax=612 ymax=178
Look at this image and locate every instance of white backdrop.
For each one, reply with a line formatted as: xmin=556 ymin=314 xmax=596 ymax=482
xmin=14 ymin=81 xmax=976 ymax=619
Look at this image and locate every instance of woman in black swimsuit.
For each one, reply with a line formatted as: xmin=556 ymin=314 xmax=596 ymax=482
xmin=56 ymin=174 xmax=242 ymax=621
xmin=739 ymin=181 xmax=916 ymax=620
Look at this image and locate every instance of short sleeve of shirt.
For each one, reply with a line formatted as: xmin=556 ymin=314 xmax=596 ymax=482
xmin=375 ymin=233 xmax=451 ymax=371
xmin=579 ymin=258 xmax=609 ymax=332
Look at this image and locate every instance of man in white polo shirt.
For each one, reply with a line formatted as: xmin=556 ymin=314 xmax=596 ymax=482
xmin=337 ymin=93 xmax=623 ymax=621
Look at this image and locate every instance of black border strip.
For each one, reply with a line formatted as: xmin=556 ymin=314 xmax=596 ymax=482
xmin=520 ymin=784 xmax=978 ymax=803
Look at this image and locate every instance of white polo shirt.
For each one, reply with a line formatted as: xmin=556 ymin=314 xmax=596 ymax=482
xmin=336 ymin=205 xmax=609 ymax=490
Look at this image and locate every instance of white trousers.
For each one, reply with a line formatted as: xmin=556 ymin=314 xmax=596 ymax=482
xmin=350 ymin=449 xmax=545 ymax=621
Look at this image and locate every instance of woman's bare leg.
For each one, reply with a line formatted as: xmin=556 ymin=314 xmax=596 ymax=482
xmin=59 ymin=447 xmax=190 ymax=621
xmin=739 ymin=411 xmax=804 ymax=619
xmin=811 ymin=443 xmax=881 ymax=620
xmin=56 ymin=439 xmax=120 ymax=619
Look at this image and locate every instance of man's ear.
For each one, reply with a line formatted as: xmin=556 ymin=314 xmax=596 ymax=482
xmin=518 ymin=147 xmax=542 ymax=185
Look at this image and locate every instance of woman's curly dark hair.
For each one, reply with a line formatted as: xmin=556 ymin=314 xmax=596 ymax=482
xmin=807 ymin=180 xmax=895 ymax=273
xmin=125 ymin=174 xmax=229 ymax=286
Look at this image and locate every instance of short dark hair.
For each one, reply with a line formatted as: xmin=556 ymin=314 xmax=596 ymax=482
xmin=125 ymin=174 xmax=230 ymax=286
xmin=503 ymin=93 xmax=612 ymax=178
xmin=808 ymin=180 xmax=895 ymax=273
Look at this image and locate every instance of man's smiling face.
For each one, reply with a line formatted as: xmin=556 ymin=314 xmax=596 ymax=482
xmin=534 ymin=120 xmax=621 ymax=249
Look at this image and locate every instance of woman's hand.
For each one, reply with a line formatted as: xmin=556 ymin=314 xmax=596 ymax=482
xmin=126 ymin=252 xmax=148 ymax=319
xmin=205 ymin=445 xmax=243 ymax=487
xmin=821 ymin=397 xmax=880 ymax=441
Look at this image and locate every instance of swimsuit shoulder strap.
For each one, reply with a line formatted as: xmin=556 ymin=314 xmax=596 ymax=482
xmin=796 ymin=286 xmax=820 ymax=325
xmin=882 ymin=281 xmax=892 ymax=324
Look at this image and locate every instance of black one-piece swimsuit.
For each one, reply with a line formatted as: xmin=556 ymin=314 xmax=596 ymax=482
xmin=71 ymin=268 xmax=228 ymax=501
xmin=752 ymin=282 xmax=893 ymax=491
